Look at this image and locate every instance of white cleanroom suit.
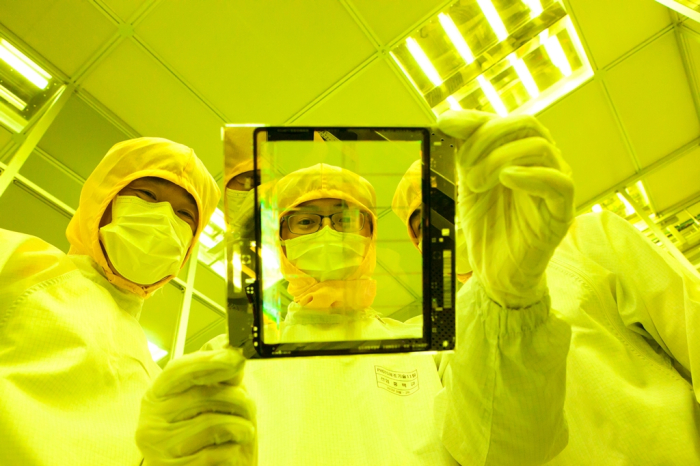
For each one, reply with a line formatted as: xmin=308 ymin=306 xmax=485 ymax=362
xmin=0 ymin=137 xmax=219 ymax=465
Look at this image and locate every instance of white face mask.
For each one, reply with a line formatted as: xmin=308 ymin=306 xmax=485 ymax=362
xmin=99 ymin=196 xmax=193 ymax=286
xmin=282 ymin=227 xmax=370 ymax=282
xmin=226 ymin=188 xmax=250 ymax=222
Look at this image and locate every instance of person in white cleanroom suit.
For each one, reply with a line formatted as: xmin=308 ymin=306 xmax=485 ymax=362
xmin=136 ymin=112 xmax=578 ymax=466
xmin=0 ymin=138 xmax=221 ymax=466
xmin=397 ymin=111 xmax=700 ymax=465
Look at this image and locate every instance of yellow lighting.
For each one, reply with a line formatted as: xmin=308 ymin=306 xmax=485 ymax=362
xmin=636 ymin=180 xmax=650 ymax=205
xmin=405 ymin=37 xmax=443 ymax=86
xmin=617 ymin=192 xmax=636 ymax=216
xmin=390 ymin=51 xmax=423 ymax=94
xmin=540 ymin=30 xmax=572 ymax=77
xmin=0 ymin=84 xmax=26 ymax=111
xmin=592 ymin=204 xmax=603 ymax=213
xmin=438 ymin=13 xmax=475 ymax=64
xmin=147 ymin=341 xmax=168 ymax=362
xmin=447 ymin=96 xmax=463 ymax=110
xmin=476 ymin=0 xmax=509 ymax=41
xmin=210 ymin=208 xmax=226 ymax=230
xmin=508 ymin=53 xmax=540 ymax=98
xmin=0 ymin=40 xmax=51 ymax=89
xmin=198 ymin=233 xmax=216 ymax=249
xmin=232 ymin=251 xmax=242 ymax=290
xmin=477 ymin=75 xmax=508 ymax=116
xmin=523 ymin=0 xmax=543 ymax=18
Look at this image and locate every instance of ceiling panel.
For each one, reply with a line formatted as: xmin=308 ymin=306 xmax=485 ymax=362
xmin=538 ymin=80 xmax=637 ymax=205
xmin=644 ymin=145 xmax=700 ymax=212
xmin=0 ymin=0 xmax=116 ymax=76
xmin=605 ymin=31 xmax=700 ymax=167
xmin=81 ymin=39 xmax=225 ymax=178
xmin=140 ymin=281 xmax=183 ymax=367
xmin=295 ymin=58 xmax=433 ymax=126
xmin=38 ymin=94 xmax=130 ymax=180
xmin=0 ymin=182 xmax=71 ymax=252
xmin=136 ymin=0 xmax=375 ymax=125
xmin=19 ymin=150 xmax=82 ymax=209
xmin=566 ymin=0 xmax=671 ymax=69
xmin=349 ymin=0 xmax=446 ymax=45
xmin=102 ymin=0 xmax=147 ymax=22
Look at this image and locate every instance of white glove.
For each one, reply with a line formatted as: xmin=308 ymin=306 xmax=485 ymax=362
xmin=136 ymin=348 xmax=256 ymax=466
xmin=438 ymin=110 xmax=574 ymax=309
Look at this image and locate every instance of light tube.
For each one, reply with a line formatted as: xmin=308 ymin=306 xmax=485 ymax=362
xmin=198 ymin=233 xmax=216 ymax=249
xmin=210 ymin=208 xmax=226 ymax=230
xmin=592 ymin=204 xmax=603 ymax=213
xmin=210 ymin=260 xmax=227 ymax=280
xmin=406 ymin=37 xmax=443 ymax=86
xmin=232 ymin=252 xmax=242 ymax=289
xmin=508 ymin=53 xmax=540 ymax=98
xmin=147 ymin=341 xmax=168 ymax=362
xmin=523 ymin=0 xmax=543 ymax=18
xmin=476 ymin=0 xmax=509 ymax=41
xmin=0 ymin=84 xmax=26 ymax=110
xmin=477 ymin=75 xmax=508 ymax=116
xmin=617 ymin=192 xmax=636 ymax=216
xmin=0 ymin=40 xmax=50 ymax=89
xmin=636 ymin=180 xmax=650 ymax=205
xmin=390 ymin=51 xmax=423 ymax=94
xmin=540 ymin=30 xmax=571 ymax=77
xmin=438 ymin=13 xmax=475 ymax=64
xmin=447 ymin=96 xmax=463 ymax=110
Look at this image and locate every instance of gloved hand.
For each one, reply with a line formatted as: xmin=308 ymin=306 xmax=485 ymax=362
xmin=438 ymin=110 xmax=574 ymax=309
xmin=136 ymin=348 xmax=256 ymax=466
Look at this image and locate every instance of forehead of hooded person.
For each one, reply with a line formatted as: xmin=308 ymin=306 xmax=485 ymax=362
xmin=66 ymin=137 xmax=220 ymax=294
xmin=274 ymin=163 xmax=377 ymax=231
xmin=391 ymin=160 xmax=422 ymax=245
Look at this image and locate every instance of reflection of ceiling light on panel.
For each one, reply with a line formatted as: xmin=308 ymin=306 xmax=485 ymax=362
xmin=391 ymin=0 xmax=593 ymax=117
xmin=0 ymin=37 xmax=61 ymax=133
xmin=654 ymin=0 xmax=700 ymax=22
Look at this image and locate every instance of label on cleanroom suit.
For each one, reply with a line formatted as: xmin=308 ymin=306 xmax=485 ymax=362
xmin=375 ymin=366 xmax=419 ymax=396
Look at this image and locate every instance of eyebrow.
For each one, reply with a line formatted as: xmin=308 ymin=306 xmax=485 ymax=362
xmin=140 ymin=177 xmax=198 ymax=214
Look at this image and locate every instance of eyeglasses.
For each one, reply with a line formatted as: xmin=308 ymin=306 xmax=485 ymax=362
xmin=283 ymin=210 xmax=367 ymax=235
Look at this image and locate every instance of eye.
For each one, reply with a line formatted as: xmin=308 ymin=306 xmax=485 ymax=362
xmin=138 ymin=189 xmax=156 ymax=200
xmin=179 ymin=210 xmax=195 ymax=221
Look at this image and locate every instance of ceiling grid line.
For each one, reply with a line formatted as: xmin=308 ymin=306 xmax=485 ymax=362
xmin=560 ymin=0 xmax=598 ymax=71
xmin=74 ymin=91 xmax=141 ymax=139
xmin=598 ymin=80 xmax=642 ymax=172
xmin=126 ymin=0 xmax=164 ymax=27
xmin=599 ymin=24 xmax=675 ymax=73
xmin=0 ymin=21 xmax=70 ymax=83
xmin=383 ymin=55 xmax=439 ymax=122
xmin=87 ymin=0 xmax=123 ymax=26
xmin=577 ymin=136 xmax=700 ymax=212
xmin=129 ymin=36 xmax=229 ymax=123
xmin=69 ymin=34 xmax=124 ymax=85
xmin=676 ymin=23 xmax=700 ymax=123
xmin=284 ymin=53 xmax=381 ymax=124
xmin=339 ymin=0 xmax=383 ymax=50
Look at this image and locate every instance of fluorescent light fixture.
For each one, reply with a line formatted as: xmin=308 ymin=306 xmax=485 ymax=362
xmin=210 ymin=260 xmax=226 ymax=280
xmin=406 ymin=37 xmax=443 ymax=86
xmin=654 ymin=0 xmax=700 ymax=23
xmin=477 ymin=75 xmax=508 ymax=116
xmin=198 ymin=232 xmax=216 ymax=249
xmin=232 ymin=252 xmax=242 ymax=289
xmin=476 ymin=0 xmax=509 ymax=41
xmin=147 ymin=340 xmax=168 ymax=362
xmin=617 ymin=192 xmax=636 ymax=216
xmin=540 ymin=30 xmax=572 ymax=77
xmin=592 ymin=204 xmax=603 ymax=213
xmin=0 ymin=84 xmax=26 ymax=110
xmin=523 ymin=0 xmax=543 ymax=18
xmin=390 ymin=51 xmax=423 ymax=94
xmin=0 ymin=99 xmax=27 ymax=132
xmin=447 ymin=96 xmax=463 ymax=110
xmin=508 ymin=53 xmax=540 ymax=98
xmin=0 ymin=40 xmax=51 ymax=89
xmin=210 ymin=208 xmax=226 ymax=230
xmin=636 ymin=180 xmax=650 ymax=205
xmin=204 ymin=224 xmax=215 ymax=235
xmin=439 ymin=13 xmax=475 ymax=64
